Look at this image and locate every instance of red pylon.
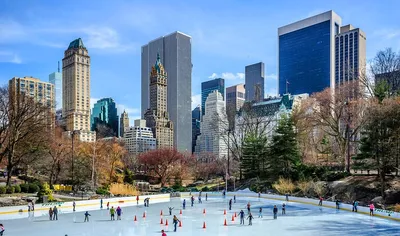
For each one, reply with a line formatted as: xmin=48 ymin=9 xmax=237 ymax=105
xmin=160 ymin=210 xmax=163 ymax=216
xmin=224 ymin=209 xmax=226 ymax=215
xmin=143 ymin=212 xmax=146 ymax=218
xmin=203 ymin=209 xmax=206 ymax=214
xmin=203 ymin=221 xmax=206 ymax=229
xmin=165 ymin=219 xmax=169 ymax=226
xmin=134 ymin=215 xmax=137 ymax=221
xmin=224 ymin=218 xmax=228 ymax=226
xmin=231 ymin=215 xmax=235 ymax=222
xmin=180 ymin=209 xmax=182 ymax=215
xmin=234 ymin=212 xmax=237 ymax=217
xmin=179 ymin=220 xmax=182 ymax=227
xmin=160 ymin=218 xmax=164 ymax=224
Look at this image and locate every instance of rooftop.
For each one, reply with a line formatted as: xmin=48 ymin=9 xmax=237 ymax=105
xmin=68 ymin=38 xmax=86 ymax=50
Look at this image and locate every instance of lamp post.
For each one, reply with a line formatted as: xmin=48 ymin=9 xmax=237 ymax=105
xmin=345 ymin=101 xmax=351 ymax=173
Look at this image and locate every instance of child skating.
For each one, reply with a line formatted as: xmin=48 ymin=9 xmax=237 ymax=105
xmin=183 ymin=199 xmax=186 ymax=209
xmin=239 ymin=210 xmax=245 ymax=225
xmin=116 ymin=206 xmax=122 ymax=220
xmin=369 ymin=203 xmax=375 ymax=216
xmin=84 ymin=211 xmax=91 ymax=222
xmin=168 ymin=207 xmax=174 ymax=215
xmin=49 ymin=207 xmax=53 ymax=221
xmin=0 ymin=223 xmax=4 ymax=236
xmin=282 ymin=203 xmax=286 ymax=215
xmin=247 ymin=212 xmax=254 ymax=225
xmin=258 ymin=207 xmax=262 ymax=218
xmin=229 ymin=199 xmax=232 ymax=210
xmin=247 ymin=202 xmax=251 ymax=214
xmin=110 ymin=206 xmax=115 ymax=220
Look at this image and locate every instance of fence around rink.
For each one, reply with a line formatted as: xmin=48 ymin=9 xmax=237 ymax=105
xmin=0 ymin=193 xmax=170 ymax=220
xmin=180 ymin=191 xmax=400 ymax=222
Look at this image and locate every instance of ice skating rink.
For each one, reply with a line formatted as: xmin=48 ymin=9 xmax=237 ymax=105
xmin=2 ymin=196 xmax=399 ymax=236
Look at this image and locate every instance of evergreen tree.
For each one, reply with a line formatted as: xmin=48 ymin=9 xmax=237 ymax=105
xmin=268 ymin=114 xmax=300 ymax=180
xmin=241 ymin=132 xmax=268 ymax=179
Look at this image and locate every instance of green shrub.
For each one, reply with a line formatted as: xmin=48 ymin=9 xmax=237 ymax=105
xmin=96 ymin=187 xmax=109 ymax=195
xmin=37 ymin=183 xmax=54 ymax=202
xmin=28 ymin=183 xmax=40 ymax=193
xmin=0 ymin=186 xmax=6 ymax=194
xmin=6 ymin=186 xmax=15 ymax=194
xmin=201 ymin=186 xmax=209 ymax=192
xmin=14 ymin=185 xmax=21 ymax=193
xmin=20 ymin=183 xmax=29 ymax=193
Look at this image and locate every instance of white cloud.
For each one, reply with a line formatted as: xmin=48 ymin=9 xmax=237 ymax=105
xmin=208 ymin=72 xmax=245 ymax=80
xmin=373 ymin=29 xmax=400 ymax=40
xmin=116 ymin=104 xmax=140 ymax=115
xmin=0 ymin=51 xmax=22 ymax=64
xmin=266 ymin=73 xmax=277 ymax=80
xmin=191 ymin=94 xmax=201 ymax=110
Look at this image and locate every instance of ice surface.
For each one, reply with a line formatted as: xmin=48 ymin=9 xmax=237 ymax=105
xmin=1 ymin=196 xmax=399 ymax=236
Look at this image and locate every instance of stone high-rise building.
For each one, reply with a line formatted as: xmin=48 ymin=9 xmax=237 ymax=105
xmin=144 ymin=54 xmax=174 ymax=148
xmin=62 ymin=38 xmax=95 ymax=142
xmin=120 ymin=110 xmax=129 ymax=137
xmin=226 ymin=83 xmax=245 ymax=112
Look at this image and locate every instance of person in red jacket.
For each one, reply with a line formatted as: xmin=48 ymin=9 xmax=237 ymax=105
xmin=136 ymin=195 xmax=139 ymax=205
xmin=161 ymin=229 xmax=167 ymax=236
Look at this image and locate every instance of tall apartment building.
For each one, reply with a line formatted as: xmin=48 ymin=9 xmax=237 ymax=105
xmin=91 ymin=98 xmax=119 ymax=137
xmin=226 ymin=83 xmax=245 ymax=112
xmin=278 ymin=10 xmax=342 ymax=95
xmin=120 ymin=110 xmax=129 ymax=137
xmin=191 ymin=106 xmax=201 ymax=153
xmin=141 ymin=31 xmax=192 ymax=152
xmin=49 ymin=62 xmax=63 ymax=110
xmin=335 ymin=25 xmax=366 ymax=85
xmin=144 ymin=54 xmax=174 ymax=148
xmin=195 ymin=90 xmax=228 ymax=158
xmin=245 ymin=62 xmax=265 ymax=102
xmin=62 ymin=38 xmax=95 ymax=142
xmin=201 ymin=78 xmax=225 ymax=116
xmin=123 ymin=119 xmax=156 ymax=155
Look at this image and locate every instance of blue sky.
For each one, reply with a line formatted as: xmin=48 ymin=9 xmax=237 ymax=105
xmin=1 ymin=0 xmax=400 ymax=124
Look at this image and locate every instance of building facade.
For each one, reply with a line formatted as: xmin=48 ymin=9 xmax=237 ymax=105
xmin=245 ymin=62 xmax=265 ymax=102
xmin=91 ymin=98 xmax=118 ymax=137
xmin=335 ymin=25 xmax=366 ymax=85
xmin=195 ymin=90 xmax=228 ymax=158
xmin=49 ymin=62 xmax=63 ymax=110
xmin=201 ymin=78 xmax=225 ymax=116
xmin=278 ymin=10 xmax=342 ymax=95
xmin=141 ymin=31 xmax=192 ymax=152
xmin=191 ymin=106 xmax=201 ymax=153
xmin=120 ymin=110 xmax=130 ymax=137
xmin=62 ymin=38 xmax=95 ymax=142
xmin=123 ymin=119 xmax=156 ymax=155
xmin=375 ymin=70 xmax=400 ymax=95
xmin=144 ymin=54 xmax=174 ymax=148
xmin=226 ymin=83 xmax=245 ymax=112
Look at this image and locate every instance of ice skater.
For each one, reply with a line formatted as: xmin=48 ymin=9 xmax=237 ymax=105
xmin=247 ymin=202 xmax=251 ymax=214
xmin=161 ymin=229 xmax=167 ymax=236
xmin=247 ymin=212 xmax=254 ymax=225
xmin=239 ymin=210 xmax=245 ymax=225
xmin=110 ymin=206 xmax=115 ymax=220
xmin=136 ymin=195 xmax=139 ymax=205
xmin=353 ymin=200 xmax=358 ymax=212
xmin=100 ymin=198 xmax=103 ymax=209
xmin=116 ymin=206 xmax=122 ymax=220
xmin=28 ymin=202 xmax=32 ymax=212
xmin=336 ymin=200 xmax=340 ymax=210
xmin=53 ymin=206 xmax=58 ymax=220
xmin=206 ymin=193 xmax=208 ymax=201
xmin=0 ymin=223 xmax=4 ymax=236
xmin=84 ymin=211 xmax=91 ymax=222
xmin=258 ymin=192 xmax=261 ymax=198
xmin=229 ymin=199 xmax=232 ymax=210
xmin=234 ymin=195 xmax=236 ymax=203
xmin=48 ymin=207 xmax=53 ymax=220
xmin=282 ymin=203 xmax=286 ymax=215
xmin=183 ymin=199 xmax=186 ymax=209
xmin=369 ymin=203 xmax=375 ymax=216
xmin=107 ymin=202 xmax=110 ymax=210
xmin=319 ymin=196 xmax=323 ymax=206
xmin=173 ymin=215 xmax=180 ymax=232
xmin=168 ymin=207 xmax=174 ymax=215
xmin=198 ymin=196 xmax=202 ymax=204
xmin=273 ymin=205 xmax=278 ymax=219
xmin=258 ymin=207 xmax=263 ymax=218
xmin=73 ymin=201 xmax=76 ymax=212
xmin=191 ymin=196 xmax=194 ymax=207
xmin=285 ymin=193 xmax=289 ymax=201
xmin=144 ymin=198 xmax=147 ymax=207
xmin=147 ymin=198 xmax=150 ymax=207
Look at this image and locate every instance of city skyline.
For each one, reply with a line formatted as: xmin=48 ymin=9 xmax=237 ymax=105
xmin=1 ymin=1 xmax=400 ymax=125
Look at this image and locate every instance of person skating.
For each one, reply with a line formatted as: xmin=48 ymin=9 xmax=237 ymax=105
xmin=369 ymin=203 xmax=375 ymax=216
xmin=191 ymin=196 xmax=194 ymax=207
xmin=282 ymin=203 xmax=286 ymax=215
xmin=336 ymin=200 xmax=340 ymax=210
xmin=100 ymin=198 xmax=103 ymax=209
xmin=258 ymin=207 xmax=263 ymax=218
xmin=239 ymin=210 xmax=245 ymax=225
xmin=168 ymin=207 xmax=174 ymax=215
xmin=144 ymin=198 xmax=147 ymax=207
xmin=147 ymin=198 xmax=150 ymax=207
xmin=136 ymin=195 xmax=139 ymax=205
xmin=247 ymin=212 xmax=254 ymax=225
xmin=229 ymin=199 xmax=232 ymax=210
xmin=173 ymin=215 xmax=180 ymax=232
xmin=247 ymin=202 xmax=251 ymax=214
xmin=234 ymin=195 xmax=236 ymax=203
xmin=273 ymin=205 xmax=278 ymax=219
xmin=319 ymin=196 xmax=323 ymax=206
xmin=28 ymin=202 xmax=32 ymax=212
xmin=49 ymin=207 xmax=53 ymax=220
xmin=161 ymin=229 xmax=167 ymax=236
xmin=110 ymin=206 xmax=115 ymax=220
xmin=353 ymin=200 xmax=358 ymax=212
xmin=205 ymin=193 xmax=208 ymax=201
xmin=32 ymin=201 xmax=35 ymax=211
xmin=116 ymin=206 xmax=122 ymax=220
xmin=352 ymin=201 xmax=356 ymax=212
xmin=84 ymin=211 xmax=91 ymax=222
xmin=107 ymin=202 xmax=110 ymax=210
xmin=73 ymin=201 xmax=76 ymax=212
xmin=285 ymin=193 xmax=289 ymax=202
xmin=53 ymin=206 xmax=58 ymax=220
xmin=183 ymin=199 xmax=186 ymax=209
xmin=258 ymin=192 xmax=261 ymax=198
xmin=0 ymin=223 xmax=4 ymax=236
xmin=198 ymin=196 xmax=202 ymax=204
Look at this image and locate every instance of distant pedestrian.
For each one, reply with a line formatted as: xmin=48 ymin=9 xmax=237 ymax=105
xmin=0 ymin=223 xmax=4 ymax=236
xmin=282 ymin=203 xmax=286 ymax=215
xmin=258 ymin=207 xmax=263 ymax=218
xmin=247 ymin=202 xmax=251 ymax=214
xmin=198 ymin=196 xmax=202 ymax=204
xmin=258 ymin=192 xmax=261 ymax=198
xmin=234 ymin=195 xmax=236 ymax=203
xmin=191 ymin=196 xmax=194 ymax=207
xmin=168 ymin=207 xmax=174 ymax=215
xmin=336 ymin=200 xmax=340 ymax=210
xmin=247 ymin=212 xmax=254 ymax=225
xmin=107 ymin=202 xmax=110 ymax=210
xmin=116 ymin=206 xmax=122 ymax=220
xmin=285 ymin=193 xmax=289 ymax=201
xmin=239 ymin=210 xmax=245 ymax=225
xmin=369 ymin=203 xmax=375 ymax=216
xmin=319 ymin=197 xmax=323 ymax=206
xmin=100 ymin=198 xmax=103 ymax=209
xmin=229 ymin=199 xmax=232 ymax=210
xmin=73 ymin=201 xmax=76 ymax=212
xmin=161 ymin=229 xmax=167 ymax=236
xmin=273 ymin=205 xmax=278 ymax=219
xmin=110 ymin=206 xmax=115 ymax=220
xmin=173 ymin=215 xmax=180 ymax=232
xmin=353 ymin=200 xmax=358 ymax=212
xmin=205 ymin=193 xmax=208 ymax=201
xmin=136 ymin=195 xmax=139 ymax=205
xmin=53 ymin=206 xmax=58 ymax=220
xmin=183 ymin=199 xmax=186 ymax=209
xmin=84 ymin=211 xmax=91 ymax=222
xmin=48 ymin=207 xmax=53 ymax=220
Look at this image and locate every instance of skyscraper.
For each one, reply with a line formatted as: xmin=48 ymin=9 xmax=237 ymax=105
xmin=141 ymin=31 xmax=192 ymax=152
xmin=278 ymin=10 xmax=342 ymax=95
xmin=144 ymin=54 xmax=174 ymax=148
xmin=201 ymin=78 xmax=225 ymax=116
xmin=335 ymin=25 xmax=366 ymax=85
xmin=62 ymin=38 xmax=95 ymax=142
xmin=120 ymin=110 xmax=129 ymax=137
xmin=49 ymin=62 xmax=62 ymax=110
xmin=91 ymin=98 xmax=118 ymax=137
xmin=123 ymin=119 xmax=156 ymax=155
xmin=245 ymin=62 xmax=265 ymax=102
xmin=226 ymin=83 xmax=245 ymax=112
xmin=191 ymin=105 xmax=201 ymax=153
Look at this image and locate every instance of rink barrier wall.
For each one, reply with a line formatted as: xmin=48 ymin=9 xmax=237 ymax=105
xmin=0 ymin=194 xmax=170 ymax=220
xmin=180 ymin=192 xmax=400 ymax=222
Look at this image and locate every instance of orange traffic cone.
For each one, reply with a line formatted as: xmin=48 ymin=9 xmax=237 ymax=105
xmin=224 ymin=209 xmax=226 ymax=215
xmin=165 ymin=219 xmax=169 ymax=226
xmin=224 ymin=218 xmax=228 ymax=226
xmin=143 ymin=212 xmax=146 ymax=218
xmin=160 ymin=218 xmax=164 ymax=224
xmin=179 ymin=220 xmax=182 ymax=227
xmin=180 ymin=209 xmax=182 ymax=214
xmin=203 ymin=221 xmax=206 ymax=229
xmin=160 ymin=210 xmax=163 ymax=216
xmin=234 ymin=212 xmax=237 ymax=217
xmin=134 ymin=215 xmax=137 ymax=221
